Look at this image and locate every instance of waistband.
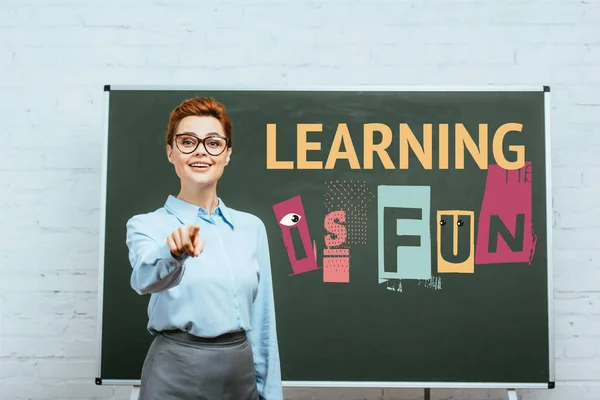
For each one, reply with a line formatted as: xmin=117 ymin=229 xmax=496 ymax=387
xmin=160 ymin=329 xmax=247 ymax=345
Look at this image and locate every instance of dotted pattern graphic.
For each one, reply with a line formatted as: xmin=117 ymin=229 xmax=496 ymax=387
xmin=324 ymin=180 xmax=375 ymax=245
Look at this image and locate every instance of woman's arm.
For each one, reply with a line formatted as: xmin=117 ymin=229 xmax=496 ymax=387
xmin=125 ymin=214 xmax=187 ymax=295
xmin=248 ymin=220 xmax=284 ymax=400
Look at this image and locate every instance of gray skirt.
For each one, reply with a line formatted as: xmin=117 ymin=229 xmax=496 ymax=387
xmin=139 ymin=329 xmax=259 ymax=400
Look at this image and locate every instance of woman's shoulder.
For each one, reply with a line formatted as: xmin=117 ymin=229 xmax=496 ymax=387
xmin=126 ymin=206 xmax=175 ymax=232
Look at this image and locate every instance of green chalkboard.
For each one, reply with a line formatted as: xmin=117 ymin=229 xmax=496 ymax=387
xmin=97 ymin=86 xmax=554 ymax=389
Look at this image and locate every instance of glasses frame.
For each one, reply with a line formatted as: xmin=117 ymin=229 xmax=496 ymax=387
xmin=172 ymin=133 xmax=230 ymax=156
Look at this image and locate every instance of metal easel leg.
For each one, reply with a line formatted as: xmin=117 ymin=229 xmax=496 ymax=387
xmin=507 ymin=389 xmax=518 ymax=400
xmin=424 ymin=388 xmax=431 ymax=400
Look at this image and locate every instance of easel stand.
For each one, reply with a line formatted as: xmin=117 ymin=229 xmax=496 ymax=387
xmin=130 ymin=386 xmax=140 ymax=400
xmin=423 ymin=388 xmax=518 ymax=400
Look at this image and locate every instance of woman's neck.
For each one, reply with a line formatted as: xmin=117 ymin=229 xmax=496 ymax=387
xmin=177 ymin=184 xmax=219 ymax=214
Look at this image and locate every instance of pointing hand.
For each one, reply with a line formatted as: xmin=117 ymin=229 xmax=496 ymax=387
xmin=167 ymin=225 xmax=205 ymax=258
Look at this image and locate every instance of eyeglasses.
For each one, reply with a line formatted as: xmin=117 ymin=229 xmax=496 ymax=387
xmin=172 ymin=133 xmax=229 ymax=156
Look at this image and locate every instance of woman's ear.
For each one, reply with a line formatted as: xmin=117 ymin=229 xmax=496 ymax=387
xmin=225 ymin=148 xmax=232 ymax=165
xmin=166 ymin=144 xmax=174 ymax=164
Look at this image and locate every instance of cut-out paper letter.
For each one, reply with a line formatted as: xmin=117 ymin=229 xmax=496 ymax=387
xmin=273 ymin=195 xmax=320 ymax=275
xmin=437 ymin=211 xmax=475 ymax=273
xmin=475 ymin=162 xmax=536 ymax=265
xmin=378 ymin=186 xmax=432 ymax=282
xmin=323 ymin=210 xmax=349 ymax=283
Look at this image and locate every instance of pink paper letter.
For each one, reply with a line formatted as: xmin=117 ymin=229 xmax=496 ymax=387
xmin=323 ymin=210 xmax=350 ymax=283
xmin=476 ymin=162 xmax=536 ymax=265
xmin=273 ymin=196 xmax=319 ymax=275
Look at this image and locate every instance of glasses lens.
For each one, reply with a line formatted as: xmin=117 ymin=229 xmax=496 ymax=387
xmin=204 ymin=137 xmax=226 ymax=155
xmin=176 ymin=135 xmax=199 ymax=153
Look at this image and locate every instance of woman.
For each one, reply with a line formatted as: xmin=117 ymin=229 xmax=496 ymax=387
xmin=125 ymin=97 xmax=283 ymax=400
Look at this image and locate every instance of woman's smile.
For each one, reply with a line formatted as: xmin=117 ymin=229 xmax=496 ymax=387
xmin=189 ymin=160 xmax=213 ymax=172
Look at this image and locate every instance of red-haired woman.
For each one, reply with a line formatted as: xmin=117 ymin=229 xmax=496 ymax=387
xmin=125 ymin=97 xmax=283 ymax=400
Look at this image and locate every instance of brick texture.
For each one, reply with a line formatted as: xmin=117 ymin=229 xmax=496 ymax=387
xmin=1 ymin=1 xmax=599 ymax=399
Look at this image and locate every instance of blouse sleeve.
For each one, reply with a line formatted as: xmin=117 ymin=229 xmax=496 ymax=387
xmin=247 ymin=219 xmax=283 ymax=400
xmin=125 ymin=214 xmax=187 ymax=295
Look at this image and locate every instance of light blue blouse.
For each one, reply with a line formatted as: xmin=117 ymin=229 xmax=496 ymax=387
xmin=125 ymin=195 xmax=282 ymax=399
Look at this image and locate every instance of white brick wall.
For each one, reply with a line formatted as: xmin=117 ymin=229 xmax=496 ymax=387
xmin=1 ymin=1 xmax=599 ymax=399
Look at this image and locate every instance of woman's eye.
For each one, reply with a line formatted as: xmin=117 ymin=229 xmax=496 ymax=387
xmin=279 ymin=213 xmax=301 ymax=227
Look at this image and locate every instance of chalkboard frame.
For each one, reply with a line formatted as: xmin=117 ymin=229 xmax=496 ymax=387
xmin=95 ymin=85 xmax=555 ymax=390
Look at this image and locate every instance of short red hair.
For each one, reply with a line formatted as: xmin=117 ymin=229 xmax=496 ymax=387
xmin=166 ymin=97 xmax=232 ymax=147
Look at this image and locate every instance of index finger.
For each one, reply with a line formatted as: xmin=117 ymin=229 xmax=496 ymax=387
xmin=188 ymin=225 xmax=200 ymax=237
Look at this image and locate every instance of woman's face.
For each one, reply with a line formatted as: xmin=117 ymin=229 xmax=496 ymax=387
xmin=167 ymin=115 xmax=232 ymax=189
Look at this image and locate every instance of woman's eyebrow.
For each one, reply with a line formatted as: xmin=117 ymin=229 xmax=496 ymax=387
xmin=179 ymin=131 xmax=221 ymax=137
